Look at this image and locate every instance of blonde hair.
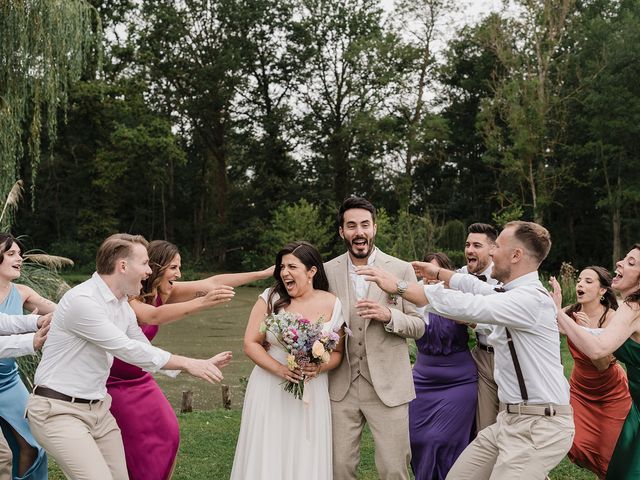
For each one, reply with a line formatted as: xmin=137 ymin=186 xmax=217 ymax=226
xmin=96 ymin=234 xmax=148 ymax=275
xmin=504 ymin=221 xmax=551 ymax=264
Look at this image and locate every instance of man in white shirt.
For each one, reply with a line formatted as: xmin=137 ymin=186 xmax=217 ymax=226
xmin=457 ymin=222 xmax=500 ymax=432
xmin=358 ymin=221 xmax=574 ymax=479
xmin=25 ymin=234 xmax=231 ymax=480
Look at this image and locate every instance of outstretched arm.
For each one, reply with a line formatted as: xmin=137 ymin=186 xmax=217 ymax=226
xmin=356 ymin=266 xmax=429 ymax=307
xmin=558 ymin=302 xmax=640 ymax=359
xmin=130 ymin=286 xmax=235 ymax=325
xmin=167 ymin=266 xmax=274 ymax=304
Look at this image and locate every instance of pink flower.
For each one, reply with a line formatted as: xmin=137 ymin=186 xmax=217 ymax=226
xmin=298 ymin=318 xmax=310 ymax=325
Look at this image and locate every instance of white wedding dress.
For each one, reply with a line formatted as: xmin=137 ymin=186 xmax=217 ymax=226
xmin=230 ymin=289 xmax=344 ymax=480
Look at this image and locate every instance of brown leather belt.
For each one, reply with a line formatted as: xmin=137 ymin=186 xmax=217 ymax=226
xmin=500 ymin=402 xmax=572 ymax=416
xmin=477 ymin=343 xmax=494 ymax=353
xmin=34 ymin=386 xmax=101 ymax=405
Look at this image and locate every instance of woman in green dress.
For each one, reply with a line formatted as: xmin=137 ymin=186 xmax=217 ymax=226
xmin=556 ymin=243 xmax=640 ymax=479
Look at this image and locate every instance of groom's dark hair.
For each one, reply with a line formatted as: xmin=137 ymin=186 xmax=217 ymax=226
xmin=338 ymin=196 xmax=376 ymax=227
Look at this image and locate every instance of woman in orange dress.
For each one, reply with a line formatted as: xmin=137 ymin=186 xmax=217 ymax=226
xmin=551 ymin=266 xmax=631 ymax=479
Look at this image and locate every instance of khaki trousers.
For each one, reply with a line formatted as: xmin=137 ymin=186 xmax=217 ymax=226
xmin=25 ymin=394 xmax=128 ymax=480
xmin=0 ymin=434 xmax=11 ymax=480
xmin=471 ymin=345 xmax=499 ymax=432
xmin=446 ymin=410 xmax=574 ymax=480
xmin=331 ymin=376 xmax=411 ymax=480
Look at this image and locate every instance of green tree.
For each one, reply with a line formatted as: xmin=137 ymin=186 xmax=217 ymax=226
xmin=137 ymin=0 xmax=246 ymax=262
xmin=247 ymin=199 xmax=334 ymax=268
xmin=563 ymin=0 xmax=640 ymax=264
xmin=0 ymin=0 xmax=100 ymax=200
xmin=296 ymin=0 xmax=403 ymax=204
xmin=477 ymin=1 xmax=577 ymax=223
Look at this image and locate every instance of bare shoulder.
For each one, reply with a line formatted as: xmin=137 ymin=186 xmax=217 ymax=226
xmin=14 ymin=283 xmax=34 ymax=299
xmin=316 ymin=290 xmax=337 ymax=306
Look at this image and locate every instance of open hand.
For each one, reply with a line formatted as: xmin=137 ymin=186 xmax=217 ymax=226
xmin=411 ymin=261 xmax=440 ymax=281
xmin=200 ymin=286 xmax=235 ymax=308
xmin=212 ymin=351 xmax=232 ymax=368
xmin=355 ymin=266 xmax=398 ymax=294
xmin=183 ymin=357 xmax=224 ymax=384
xmin=36 ymin=312 xmax=53 ymax=329
xmin=573 ymin=311 xmax=595 ymax=329
xmin=549 ymin=276 xmax=562 ymax=310
xmin=33 ymin=316 xmax=51 ymax=351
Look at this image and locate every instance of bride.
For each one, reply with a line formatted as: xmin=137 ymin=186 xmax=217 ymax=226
xmin=230 ymin=241 xmax=345 ymax=480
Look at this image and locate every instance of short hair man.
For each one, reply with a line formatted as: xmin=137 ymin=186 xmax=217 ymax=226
xmin=458 ymin=222 xmax=500 ymax=432
xmin=26 ymin=234 xmax=231 ymax=479
xmin=325 ymin=196 xmax=425 ymax=479
xmin=359 ymin=221 xmax=573 ymax=479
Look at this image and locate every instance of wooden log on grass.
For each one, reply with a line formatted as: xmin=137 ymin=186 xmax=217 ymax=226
xmin=222 ymin=384 xmax=231 ymax=410
xmin=181 ymin=390 xmax=193 ymax=413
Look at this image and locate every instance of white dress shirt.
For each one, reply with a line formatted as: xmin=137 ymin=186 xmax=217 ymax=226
xmin=0 ymin=313 xmax=39 ymax=357
xmin=456 ymin=263 xmax=498 ymax=343
xmin=347 ymin=248 xmax=377 ymax=299
xmin=35 ymin=273 xmax=172 ymax=400
xmin=424 ymin=271 xmax=570 ymax=405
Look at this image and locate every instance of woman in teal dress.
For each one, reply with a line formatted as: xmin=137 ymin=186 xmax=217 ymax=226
xmin=557 ymin=243 xmax=640 ymax=479
xmin=0 ymin=234 xmax=54 ymax=479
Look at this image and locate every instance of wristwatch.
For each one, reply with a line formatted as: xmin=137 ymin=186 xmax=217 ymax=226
xmin=396 ymin=280 xmax=408 ymax=297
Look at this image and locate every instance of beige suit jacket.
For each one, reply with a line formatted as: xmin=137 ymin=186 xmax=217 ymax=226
xmin=326 ymin=250 xmax=424 ymax=407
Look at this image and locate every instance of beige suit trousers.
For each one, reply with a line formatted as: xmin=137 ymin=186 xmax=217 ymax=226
xmin=0 ymin=434 xmax=11 ymax=480
xmin=26 ymin=394 xmax=128 ymax=480
xmin=471 ymin=345 xmax=499 ymax=432
xmin=332 ymin=376 xmax=411 ymax=480
xmin=446 ymin=410 xmax=574 ymax=480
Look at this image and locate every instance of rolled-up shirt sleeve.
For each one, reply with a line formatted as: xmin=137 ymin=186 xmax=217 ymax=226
xmin=63 ymin=295 xmax=171 ymax=372
xmin=0 ymin=313 xmax=39 ymax=334
xmin=423 ymin=282 xmax=541 ymax=329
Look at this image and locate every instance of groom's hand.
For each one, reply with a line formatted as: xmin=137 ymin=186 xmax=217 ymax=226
xmin=356 ymin=299 xmax=391 ymax=323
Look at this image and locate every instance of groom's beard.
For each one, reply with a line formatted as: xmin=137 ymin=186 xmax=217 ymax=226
xmin=344 ymin=236 xmax=375 ymax=259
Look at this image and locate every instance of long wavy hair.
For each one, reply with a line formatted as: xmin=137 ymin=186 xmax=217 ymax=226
xmin=624 ymin=243 xmax=640 ymax=306
xmin=140 ymin=240 xmax=180 ymax=305
xmin=566 ymin=265 xmax=618 ymax=327
xmin=267 ymin=241 xmax=329 ymax=314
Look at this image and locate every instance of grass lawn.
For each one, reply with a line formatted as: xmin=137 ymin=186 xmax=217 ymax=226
xmin=47 ymin=338 xmax=596 ymax=479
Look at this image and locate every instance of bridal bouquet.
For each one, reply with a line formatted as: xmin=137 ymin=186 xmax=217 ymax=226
xmin=260 ymin=311 xmax=341 ymax=400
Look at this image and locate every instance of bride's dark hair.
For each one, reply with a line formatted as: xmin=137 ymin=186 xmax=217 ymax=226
xmin=267 ymin=241 xmax=329 ymax=314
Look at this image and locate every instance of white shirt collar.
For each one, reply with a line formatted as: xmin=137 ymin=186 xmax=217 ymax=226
xmin=502 ymin=270 xmax=540 ymax=291
xmin=347 ymin=247 xmax=377 ymax=271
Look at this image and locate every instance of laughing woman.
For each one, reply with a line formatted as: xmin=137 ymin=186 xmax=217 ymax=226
xmin=556 ymin=245 xmax=640 ymax=479
xmin=550 ymin=267 xmax=631 ymax=479
xmin=230 ymin=241 xmax=345 ymax=480
xmin=106 ymin=240 xmax=273 ymax=480
xmin=0 ymin=234 xmax=54 ymax=479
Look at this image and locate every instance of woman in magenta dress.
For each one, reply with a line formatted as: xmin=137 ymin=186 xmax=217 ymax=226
xmin=107 ymin=240 xmax=273 ymax=480
xmin=409 ymin=252 xmax=478 ymax=480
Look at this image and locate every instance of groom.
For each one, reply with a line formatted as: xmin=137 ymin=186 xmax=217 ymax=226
xmin=325 ymin=196 xmax=424 ymax=479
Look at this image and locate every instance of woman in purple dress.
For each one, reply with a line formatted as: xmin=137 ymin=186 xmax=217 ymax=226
xmin=107 ymin=240 xmax=273 ymax=480
xmin=409 ymin=252 xmax=478 ymax=480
